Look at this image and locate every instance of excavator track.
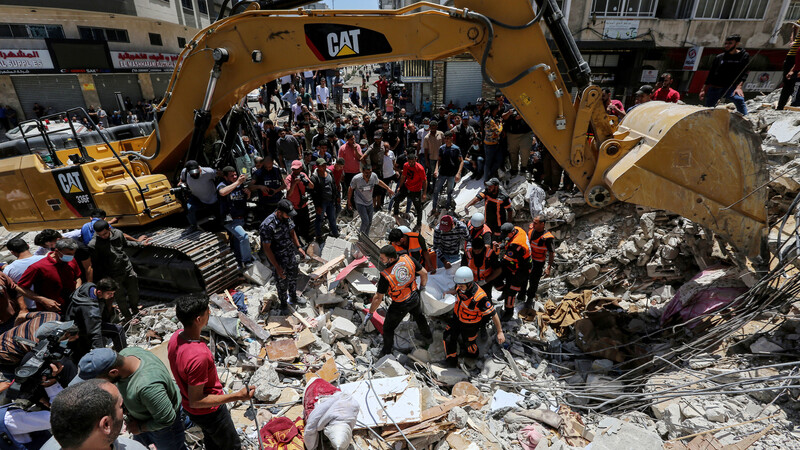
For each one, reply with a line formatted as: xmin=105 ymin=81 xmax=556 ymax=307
xmin=127 ymin=227 xmax=242 ymax=299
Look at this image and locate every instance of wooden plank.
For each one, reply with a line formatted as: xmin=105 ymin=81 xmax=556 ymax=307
xmin=310 ymin=254 xmax=346 ymax=280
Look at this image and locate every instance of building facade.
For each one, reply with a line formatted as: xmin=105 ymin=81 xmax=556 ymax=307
xmin=0 ymin=0 xmax=219 ymax=121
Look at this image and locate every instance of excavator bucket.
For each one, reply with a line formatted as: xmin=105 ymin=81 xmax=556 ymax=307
xmin=604 ymin=102 xmax=767 ymax=256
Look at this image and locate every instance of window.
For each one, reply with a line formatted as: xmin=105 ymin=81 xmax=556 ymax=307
xmin=694 ymin=0 xmax=768 ymax=19
xmin=177 ymin=36 xmax=187 ymax=49
xmin=591 ymin=0 xmax=658 ymax=17
xmin=77 ymin=26 xmax=130 ymax=43
xmin=0 ymin=23 xmax=65 ymax=39
xmin=657 ymin=0 xmax=694 ymax=18
xmin=198 ymin=0 xmax=208 ymax=15
xmin=587 ymin=54 xmax=621 ymax=67
xmin=181 ymin=0 xmax=194 ymax=11
xmin=149 ymin=33 xmax=163 ymax=46
xmin=789 ymin=0 xmax=800 ymax=20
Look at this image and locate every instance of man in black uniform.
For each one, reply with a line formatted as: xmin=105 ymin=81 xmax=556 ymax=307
xmin=524 ymin=215 xmax=555 ymax=310
xmin=260 ymin=199 xmax=307 ymax=311
xmin=366 ymin=246 xmax=431 ymax=357
xmin=463 ymin=178 xmax=512 ymax=240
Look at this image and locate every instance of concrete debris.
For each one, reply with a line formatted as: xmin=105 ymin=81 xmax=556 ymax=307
xmin=251 ymin=363 xmax=282 ymax=402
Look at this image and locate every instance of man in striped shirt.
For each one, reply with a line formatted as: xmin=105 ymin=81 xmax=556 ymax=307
xmin=432 ymin=215 xmax=468 ymax=274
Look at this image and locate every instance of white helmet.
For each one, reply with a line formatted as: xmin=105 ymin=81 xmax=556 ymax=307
xmin=470 ymin=213 xmax=485 ymax=228
xmin=454 ymin=267 xmax=474 ymax=284
xmin=397 ymin=225 xmax=412 ymax=234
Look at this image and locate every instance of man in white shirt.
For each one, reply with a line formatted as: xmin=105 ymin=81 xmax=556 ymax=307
xmin=3 ymin=238 xmax=45 ymax=309
xmin=316 ymin=79 xmax=329 ymax=112
xmin=303 ymin=70 xmax=315 ymax=93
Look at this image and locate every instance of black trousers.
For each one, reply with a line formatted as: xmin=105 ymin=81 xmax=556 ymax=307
xmin=493 ymin=262 xmax=531 ymax=310
xmin=392 ymin=188 xmax=423 ymax=227
xmin=381 ymin=293 xmax=432 ymax=355
xmin=187 ymin=405 xmax=242 ymax=450
xmin=443 ymin=314 xmax=481 ymax=365
xmin=294 ymin=203 xmax=311 ymax=243
xmin=525 ymin=260 xmax=546 ymax=303
xmin=779 ymin=54 xmax=799 ymax=110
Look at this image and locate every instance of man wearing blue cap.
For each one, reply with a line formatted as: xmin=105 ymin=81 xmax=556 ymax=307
xmin=75 ymin=347 xmax=186 ymax=449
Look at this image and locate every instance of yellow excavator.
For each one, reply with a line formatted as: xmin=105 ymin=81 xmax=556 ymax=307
xmin=0 ymin=0 xmax=767 ymax=293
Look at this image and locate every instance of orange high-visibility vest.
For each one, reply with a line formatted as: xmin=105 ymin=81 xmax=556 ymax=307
xmin=528 ymin=230 xmax=554 ymax=263
xmin=502 ymin=227 xmax=531 ymax=265
xmin=380 ymin=254 xmax=418 ymax=303
xmin=465 ymin=248 xmax=495 ymax=281
xmin=454 ymin=285 xmax=490 ymax=324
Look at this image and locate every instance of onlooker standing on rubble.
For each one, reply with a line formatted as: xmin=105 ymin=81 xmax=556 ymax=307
xmin=332 ymin=71 xmax=344 ymax=113
xmin=464 ymin=178 xmax=512 ymax=240
xmin=699 ymin=34 xmax=749 ymax=115
xmin=88 ymin=220 xmax=148 ymax=321
xmin=251 ymin=156 xmax=285 ymax=221
xmin=277 ymin=127 xmax=302 ymax=172
xmin=432 ymin=215 xmax=468 ymax=273
xmin=338 ymin=132 xmax=364 ymax=192
xmin=18 ymin=238 xmax=82 ymax=313
xmin=373 ymin=75 xmax=388 ymax=104
xmin=64 ymin=278 xmax=126 ymax=357
xmin=179 ymin=160 xmax=219 ymax=230
xmin=316 ymin=79 xmax=329 ymax=111
xmin=45 ymin=379 xmax=148 ymax=450
xmin=503 ymin=107 xmax=534 ymax=177
xmin=217 ymin=167 xmax=254 ymax=267
xmin=303 ymin=70 xmax=315 ymax=93
xmin=524 ymin=215 xmax=555 ymax=311
xmin=422 ymin=120 xmax=444 ymax=188
xmin=494 ymin=223 xmax=532 ymax=321
xmin=261 ymin=200 xmax=307 ymax=310
xmin=366 ymin=245 xmax=431 ymax=358
xmin=444 ymin=267 xmax=504 ymax=367
xmin=309 ymin=158 xmax=340 ymax=242
xmin=652 ymin=73 xmax=680 ymax=103
xmin=74 ymin=347 xmax=186 ymax=449
xmin=482 ymin=101 xmax=503 ymax=181
xmin=778 ymin=21 xmax=800 ymax=110
xmin=285 ymin=160 xmax=314 ymax=242
xmin=348 ymin=164 xmax=394 ymax=236
xmin=431 ymin=131 xmax=463 ymax=215
xmin=168 ymin=294 xmax=254 ymax=450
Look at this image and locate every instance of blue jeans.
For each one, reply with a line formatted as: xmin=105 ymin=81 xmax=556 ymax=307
xmin=437 ymin=252 xmax=461 ymax=268
xmin=304 ymin=77 xmax=314 ymax=93
xmin=133 ymin=408 xmax=188 ymax=450
xmin=315 ymin=200 xmax=340 ymax=238
xmin=432 ymin=175 xmax=456 ymax=211
xmin=484 ymin=144 xmax=503 ymax=181
xmin=186 ymin=196 xmax=218 ymax=228
xmin=356 ymin=203 xmax=374 ymax=235
xmin=705 ymin=86 xmax=748 ymax=115
xmin=465 ymin=157 xmax=484 ymax=178
xmin=224 ymin=218 xmax=253 ymax=265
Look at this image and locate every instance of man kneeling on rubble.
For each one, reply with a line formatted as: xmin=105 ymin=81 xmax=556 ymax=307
xmin=444 ymin=267 xmax=505 ymax=367
xmin=366 ymin=246 xmax=432 ymax=357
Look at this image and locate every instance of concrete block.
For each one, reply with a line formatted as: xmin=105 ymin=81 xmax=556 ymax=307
xmin=581 ymin=263 xmax=600 ymax=281
xmin=591 ymin=422 xmax=664 ymax=450
xmin=309 ymin=282 xmax=340 ymax=306
xmin=321 ymin=236 xmax=354 ymax=262
xmin=243 ymin=260 xmax=273 ymax=285
xmin=345 ymin=271 xmax=377 ymax=295
xmin=431 ymin=364 xmax=469 ymax=385
xmin=331 ymin=307 xmax=355 ymax=321
xmin=330 ymin=316 xmax=357 ymax=338
xmin=750 ymin=336 xmax=784 ymax=354
xmin=251 ymin=363 xmax=282 ymax=402
xmin=375 ymin=354 xmax=408 ymax=377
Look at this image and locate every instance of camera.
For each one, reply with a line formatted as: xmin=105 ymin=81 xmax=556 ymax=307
xmin=8 ymin=321 xmax=77 ymax=406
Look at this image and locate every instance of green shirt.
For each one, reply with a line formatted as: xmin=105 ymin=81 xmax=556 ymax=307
xmin=117 ymin=347 xmax=181 ymax=432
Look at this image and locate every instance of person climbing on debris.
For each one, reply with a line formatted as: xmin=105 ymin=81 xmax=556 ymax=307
xmin=444 ymin=267 xmax=505 ymax=367
xmin=464 ymin=178 xmax=512 ymax=240
xmin=366 ymin=246 xmax=431 ymax=358
xmin=466 ymin=213 xmax=492 ymax=252
xmin=462 ymin=237 xmax=501 ymax=287
xmin=388 ymin=226 xmax=432 ymax=270
xmin=494 ymin=222 xmax=532 ymax=321
xmin=260 ymin=199 xmax=307 ymax=312
xmin=523 ymin=215 xmax=555 ymax=316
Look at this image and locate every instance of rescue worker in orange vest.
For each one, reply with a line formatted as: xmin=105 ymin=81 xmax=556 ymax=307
xmin=387 ymin=226 xmax=434 ymax=270
xmin=465 ymin=213 xmax=493 ymax=252
xmin=443 ymin=267 xmax=505 ymax=367
xmin=493 ymin=222 xmax=532 ymax=321
xmin=367 ymin=245 xmax=432 ymax=357
xmin=524 ymin=215 xmax=555 ymax=310
xmin=461 ymin=237 xmax=501 ymax=287
xmin=464 ymin=178 xmax=512 ymax=240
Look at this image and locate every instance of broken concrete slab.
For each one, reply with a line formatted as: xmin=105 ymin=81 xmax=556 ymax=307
xmin=339 ymin=375 xmax=422 ymax=428
xmin=345 ymin=271 xmax=377 ymax=295
xmin=321 ymin=237 xmax=354 ymax=262
xmin=295 ymin=327 xmax=317 ymax=348
xmin=750 ymin=336 xmax=784 ymax=354
xmin=375 ymin=354 xmax=408 ymax=377
xmin=330 ymin=316 xmax=357 ymax=338
xmin=251 ymin=363 xmax=282 ymax=402
xmin=265 ymin=339 xmax=299 ymax=362
xmin=491 ymin=389 xmax=525 ymax=411
xmin=431 ymin=364 xmax=469 ymax=385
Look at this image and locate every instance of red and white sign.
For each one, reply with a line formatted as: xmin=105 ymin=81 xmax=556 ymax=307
xmin=110 ymin=51 xmax=179 ymax=70
xmin=683 ymin=46 xmax=703 ymax=71
xmin=0 ymin=49 xmax=54 ymax=70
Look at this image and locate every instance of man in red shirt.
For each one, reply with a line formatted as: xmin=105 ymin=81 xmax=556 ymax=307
xmin=338 ymin=131 xmax=363 ymax=192
xmin=652 ymin=73 xmax=680 ymax=103
xmin=18 ymin=238 xmax=82 ymax=313
xmin=372 ymin=75 xmax=389 ymax=104
xmin=393 ymin=152 xmax=427 ymax=230
xmin=168 ymin=294 xmax=254 ymax=450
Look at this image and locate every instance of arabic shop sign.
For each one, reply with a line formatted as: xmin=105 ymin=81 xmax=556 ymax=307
xmin=0 ymin=49 xmax=54 ymax=72
xmin=110 ymin=51 xmax=179 ymax=71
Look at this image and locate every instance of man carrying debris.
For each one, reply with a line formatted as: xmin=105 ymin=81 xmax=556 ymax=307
xmin=348 ymin=164 xmax=394 ymax=236
xmin=388 ymin=226 xmax=432 ymax=270
xmin=462 ymin=237 xmax=501 ymax=286
xmin=464 ymin=178 xmax=512 ymax=240
xmin=444 ymin=267 xmax=505 ymax=367
xmin=260 ymin=199 xmax=307 ymax=311
xmin=432 ymin=215 xmax=469 ymax=273
xmin=367 ymin=246 xmax=432 ymax=357
xmin=168 ymin=294 xmax=254 ymax=450
xmin=494 ymin=222 xmax=532 ymax=320
xmin=524 ymin=215 xmax=555 ymax=312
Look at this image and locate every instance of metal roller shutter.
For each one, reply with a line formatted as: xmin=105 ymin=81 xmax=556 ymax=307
xmin=150 ymin=73 xmax=171 ymax=101
xmin=93 ymin=74 xmax=143 ymax=112
xmin=444 ymin=60 xmax=483 ymax=109
xmin=11 ymin=75 xmax=86 ymax=119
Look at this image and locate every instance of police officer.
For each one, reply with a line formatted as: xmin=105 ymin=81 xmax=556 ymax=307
xmin=494 ymin=222 xmax=532 ymax=320
xmin=443 ymin=267 xmax=505 ymax=367
xmin=462 ymin=237 xmax=501 ymax=287
xmin=260 ymin=199 xmax=307 ymax=310
xmin=387 ymin=226 xmax=432 ymax=270
xmin=463 ymin=178 xmax=512 ymax=240
xmin=466 ymin=213 xmax=492 ymax=252
xmin=525 ymin=215 xmax=555 ymax=310
xmin=366 ymin=246 xmax=431 ymax=357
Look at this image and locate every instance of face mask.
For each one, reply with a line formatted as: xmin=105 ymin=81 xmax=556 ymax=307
xmin=60 ymin=254 xmax=74 ymax=263
xmin=424 ymin=125 xmax=429 ymax=130
xmin=60 ymin=340 xmax=69 ymax=349
xmin=471 ymin=145 xmax=479 ymax=150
